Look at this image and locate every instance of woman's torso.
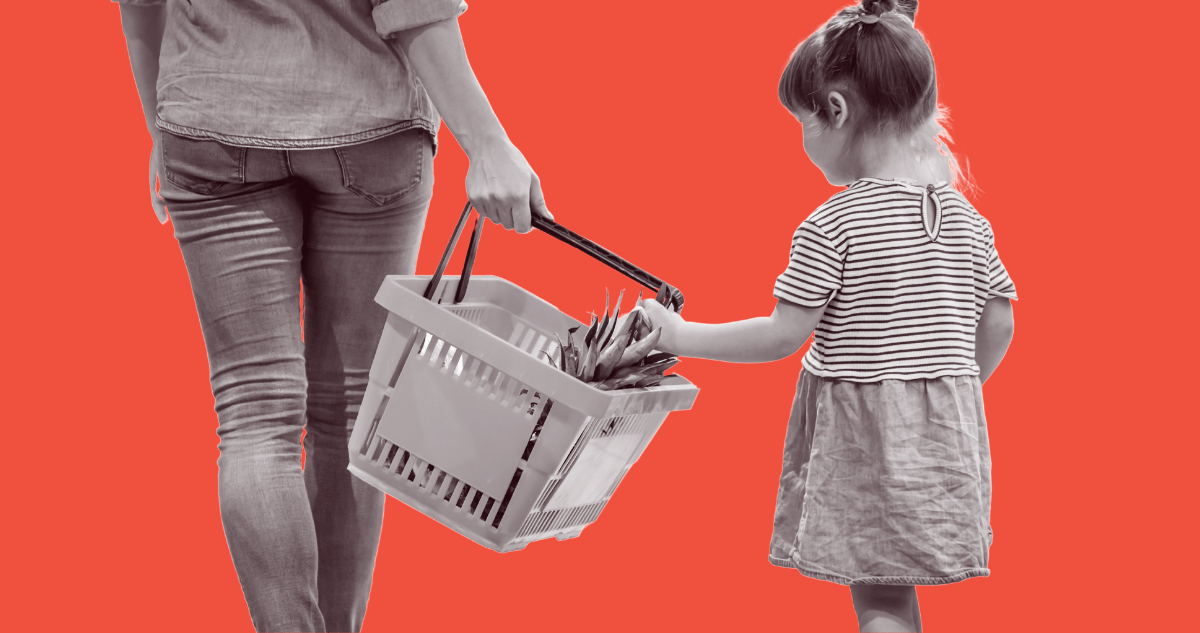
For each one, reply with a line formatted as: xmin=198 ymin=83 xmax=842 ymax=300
xmin=153 ymin=0 xmax=443 ymax=148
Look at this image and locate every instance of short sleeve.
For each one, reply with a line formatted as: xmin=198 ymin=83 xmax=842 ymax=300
xmin=985 ymin=227 xmax=1018 ymax=300
xmin=774 ymin=221 xmax=844 ymax=308
xmin=372 ymin=0 xmax=468 ymax=38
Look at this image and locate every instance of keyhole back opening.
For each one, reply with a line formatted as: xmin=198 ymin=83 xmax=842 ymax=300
xmin=922 ymin=184 xmax=943 ymax=241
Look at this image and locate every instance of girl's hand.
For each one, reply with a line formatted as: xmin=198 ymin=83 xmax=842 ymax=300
xmin=638 ymin=299 xmax=685 ymax=355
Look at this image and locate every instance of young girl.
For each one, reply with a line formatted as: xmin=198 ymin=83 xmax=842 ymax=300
xmin=640 ymin=1 xmax=1015 ymax=630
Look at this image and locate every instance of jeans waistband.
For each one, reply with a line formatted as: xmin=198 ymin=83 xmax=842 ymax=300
xmin=156 ymin=117 xmax=440 ymax=153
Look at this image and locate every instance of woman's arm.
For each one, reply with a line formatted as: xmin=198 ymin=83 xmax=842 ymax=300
xmin=390 ymin=18 xmax=550 ymax=233
xmin=639 ymin=299 xmax=827 ymax=363
xmin=975 ymin=297 xmax=1015 ymax=384
xmin=119 ymin=3 xmax=165 ymax=135
xmin=118 ymin=2 xmax=167 ymax=219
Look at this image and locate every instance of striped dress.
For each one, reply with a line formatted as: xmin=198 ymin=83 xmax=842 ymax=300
xmin=767 ymin=178 xmax=1017 ymax=586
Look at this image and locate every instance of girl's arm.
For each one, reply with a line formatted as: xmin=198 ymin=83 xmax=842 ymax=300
xmin=975 ymin=297 xmax=1015 ymax=383
xmin=639 ymin=299 xmax=827 ymax=363
xmin=389 ymin=18 xmax=550 ymax=234
xmin=118 ymin=3 xmax=167 ymax=219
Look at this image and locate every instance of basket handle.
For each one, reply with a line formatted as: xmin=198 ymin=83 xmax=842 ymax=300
xmin=424 ymin=201 xmax=684 ymax=312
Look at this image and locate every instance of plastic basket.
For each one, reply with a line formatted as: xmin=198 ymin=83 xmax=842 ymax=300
xmin=347 ymin=203 xmax=698 ymax=552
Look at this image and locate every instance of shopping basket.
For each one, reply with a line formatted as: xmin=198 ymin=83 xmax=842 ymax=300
xmin=347 ymin=202 xmax=699 ymax=552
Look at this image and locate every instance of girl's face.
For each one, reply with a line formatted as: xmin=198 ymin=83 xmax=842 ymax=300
xmin=792 ymin=105 xmax=855 ymax=186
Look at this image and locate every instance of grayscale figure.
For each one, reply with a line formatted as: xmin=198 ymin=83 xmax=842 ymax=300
xmin=114 ymin=1 xmax=551 ymax=630
xmin=640 ymin=2 xmax=1016 ymax=631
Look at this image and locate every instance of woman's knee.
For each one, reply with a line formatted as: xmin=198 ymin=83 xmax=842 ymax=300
xmin=212 ymin=369 xmax=309 ymax=456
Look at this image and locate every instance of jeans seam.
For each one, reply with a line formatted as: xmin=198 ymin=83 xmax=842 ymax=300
xmin=333 ymin=147 xmax=354 ymax=193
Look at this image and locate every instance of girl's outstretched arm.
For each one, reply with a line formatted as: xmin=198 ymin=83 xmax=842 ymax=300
xmin=639 ymin=299 xmax=826 ymax=364
xmin=975 ymin=297 xmax=1015 ymax=384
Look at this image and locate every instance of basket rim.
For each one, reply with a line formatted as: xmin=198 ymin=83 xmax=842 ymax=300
xmin=375 ymin=274 xmax=698 ymax=419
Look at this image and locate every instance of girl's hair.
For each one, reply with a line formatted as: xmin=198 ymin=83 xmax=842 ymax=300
xmin=779 ymin=0 xmax=971 ymax=190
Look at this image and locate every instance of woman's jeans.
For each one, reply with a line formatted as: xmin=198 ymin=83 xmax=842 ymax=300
xmin=158 ymin=128 xmax=434 ymax=632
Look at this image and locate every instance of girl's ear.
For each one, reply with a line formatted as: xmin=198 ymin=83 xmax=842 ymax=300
xmin=827 ymin=91 xmax=850 ymax=129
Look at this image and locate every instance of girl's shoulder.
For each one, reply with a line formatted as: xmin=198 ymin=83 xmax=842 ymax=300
xmin=935 ymin=187 xmax=997 ymax=235
xmin=804 ymin=179 xmax=925 ymax=228
xmin=801 ymin=180 xmax=999 ymax=239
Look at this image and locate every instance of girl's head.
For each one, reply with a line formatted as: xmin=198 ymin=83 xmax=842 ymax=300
xmin=779 ymin=0 xmax=966 ymax=188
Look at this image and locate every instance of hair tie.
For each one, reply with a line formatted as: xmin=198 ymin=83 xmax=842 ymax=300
xmin=857 ymin=14 xmax=881 ymax=24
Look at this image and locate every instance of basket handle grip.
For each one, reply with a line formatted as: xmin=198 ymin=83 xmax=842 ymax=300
xmin=424 ymin=201 xmax=684 ymax=313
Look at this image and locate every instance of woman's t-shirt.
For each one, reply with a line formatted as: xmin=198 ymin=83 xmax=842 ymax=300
xmin=774 ymin=179 xmax=1017 ymax=382
xmin=114 ymin=0 xmax=468 ymax=149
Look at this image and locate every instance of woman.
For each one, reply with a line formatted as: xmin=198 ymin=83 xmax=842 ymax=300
xmin=115 ymin=1 xmax=551 ymax=630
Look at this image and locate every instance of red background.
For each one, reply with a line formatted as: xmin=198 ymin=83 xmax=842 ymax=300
xmin=2 ymin=1 xmax=1196 ymax=630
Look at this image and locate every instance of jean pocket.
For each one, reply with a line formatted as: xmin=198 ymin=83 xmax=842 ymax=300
xmin=333 ymin=129 xmax=429 ymax=206
xmin=160 ymin=131 xmax=247 ymax=196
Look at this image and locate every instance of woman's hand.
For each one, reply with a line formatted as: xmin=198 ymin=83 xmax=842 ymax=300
xmin=148 ymin=135 xmax=166 ymax=220
xmin=638 ymin=299 xmax=686 ymax=355
xmin=464 ymin=136 xmax=551 ymax=233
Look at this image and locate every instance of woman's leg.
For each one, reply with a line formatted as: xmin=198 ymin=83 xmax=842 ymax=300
xmin=850 ymin=585 xmax=921 ymax=632
xmin=289 ymin=129 xmax=434 ymax=632
xmin=166 ymin=169 xmax=326 ymax=632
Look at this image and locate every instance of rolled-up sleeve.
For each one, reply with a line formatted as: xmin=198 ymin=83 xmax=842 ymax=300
xmin=373 ymin=0 xmax=468 ymax=38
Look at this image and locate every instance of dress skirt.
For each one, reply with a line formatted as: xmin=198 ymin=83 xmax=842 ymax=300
xmin=768 ymin=370 xmax=993 ymax=585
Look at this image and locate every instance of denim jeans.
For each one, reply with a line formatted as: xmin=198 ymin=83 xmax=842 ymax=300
xmin=159 ymin=128 xmax=434 ymax=632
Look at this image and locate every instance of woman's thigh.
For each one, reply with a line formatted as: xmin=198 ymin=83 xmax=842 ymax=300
xmin=289 ymin=129 xmax=435 ymax=442
xmin=161 ymin=133 xmax=310 ymax=455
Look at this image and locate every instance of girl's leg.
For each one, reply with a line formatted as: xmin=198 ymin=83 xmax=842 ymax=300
xmin=167 ymin=173 xmax=325 ymax=632
xmin=289 ymin=129 xmax=434 ymax=632
xmin=850 ymin=585 xmax=921 ymax=632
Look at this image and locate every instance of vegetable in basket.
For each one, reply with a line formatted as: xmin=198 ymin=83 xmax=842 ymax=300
xmin=542 ymin=289 xmax=679 ymax=391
